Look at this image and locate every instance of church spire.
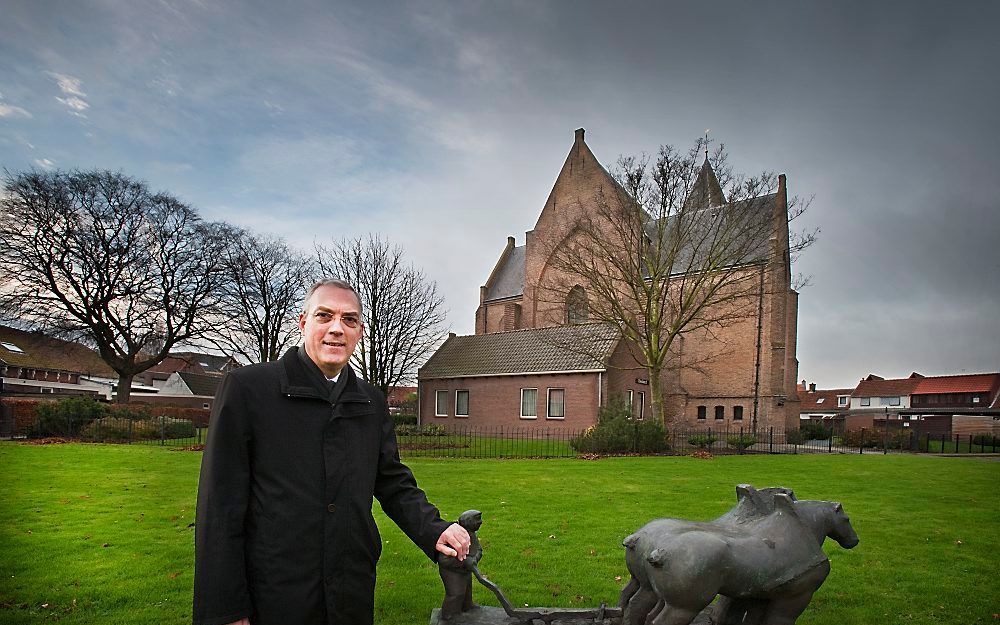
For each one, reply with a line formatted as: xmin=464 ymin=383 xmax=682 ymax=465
xmin=684 ymin=140 xmax=726 ymax=210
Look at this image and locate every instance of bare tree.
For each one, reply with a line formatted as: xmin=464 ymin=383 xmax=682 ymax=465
xmin=208 ymin=230 xmax=311 ymax=363
xmin=314 ymin=235 xmax=447 ymax=396
xmin=538 ymin=139 xmax=813 ymax=424
xmin=0 ymin=169 xmax=230 ymax=402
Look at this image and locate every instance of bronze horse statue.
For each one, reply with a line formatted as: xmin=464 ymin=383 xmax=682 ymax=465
xmin=620 ymin=485 xmax=858 ymax=625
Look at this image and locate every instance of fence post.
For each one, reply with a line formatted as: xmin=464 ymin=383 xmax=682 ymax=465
xmin=738 ymin=426 xmax=744 ymax=456
xmin=128 ymin=419 xmax=133 ymax=444
xmin=708 ymin=427 xmax=713 ymax=453
xmin=828 ymin=431 xmax=833 ymax=453
xmin=160 ymin=415 xmax=165 ymax=446
xmin=860 ymin=428 xmax=865 ymax=454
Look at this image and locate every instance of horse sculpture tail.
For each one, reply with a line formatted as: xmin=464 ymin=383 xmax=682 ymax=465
xmin=647 ymin=548 xmax=668 ymax=568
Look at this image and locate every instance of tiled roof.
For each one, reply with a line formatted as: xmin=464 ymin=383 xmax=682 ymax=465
xmin=911 ymin=373 xmax=999 ymax=395
xmin=853 ymin=374 xmax=921 ymax=398
xmin=0 ymin=325 xmax=115 ymax=378
xmin=799 ymin=388 xmax=854 ymax=411
xmin=484 ymin=245 xmax=526 ymax=302
xmin=149 ymin=352 xmax=238 ymax=374
xmin=176 ymin=371 xmax=223 ymax=396
xmin=419 ymin=323 xmax=621 ymax=379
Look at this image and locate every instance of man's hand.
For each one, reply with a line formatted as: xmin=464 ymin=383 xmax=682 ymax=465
xmin=435 ymin=523 xmax=471 ymax=560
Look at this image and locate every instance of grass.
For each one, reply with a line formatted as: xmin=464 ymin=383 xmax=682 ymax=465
xmin=0 ymin=444 xmax=997 ymax=624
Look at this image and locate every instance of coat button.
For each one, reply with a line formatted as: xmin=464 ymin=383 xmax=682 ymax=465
xmin=327 ymin=503 xmax=336 ymax=513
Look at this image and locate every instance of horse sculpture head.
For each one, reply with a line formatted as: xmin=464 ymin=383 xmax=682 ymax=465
xmin=826 ymin=502 xmax=860 ymax=549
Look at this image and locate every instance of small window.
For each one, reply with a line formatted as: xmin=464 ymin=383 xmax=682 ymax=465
xmin=972 ymin=396 xmax=980 ymax=404
xmin=881 ymin=396 xmax=900 ymax=407
xmin=202 ymin=403 xmax=210 ymax=409
xmin=715 ymin=405 xmax=724 ymax=420
xmin=566 ymin=285 xmax=589 ymax=324
xmin=435 ymin=390 xmax=448 ymax=416
xmin=733 ymin=405 xmax=743 ymax=421
xmin=637 ymin=392 xmax=645 ymax=420
xmin=627 ymin=390 xmax=634 ymax=415
xmin=697 ymin=405 xmax=707 ymax=420
xmin=816 ymin=398 xmax=825 ymax=404
xmin=861 ymin=397 xmax=871 ymax=407
xmin=520 ymin=388 xmax=538 ymax=419
xmin=41 ymin=387 xmax=53 ymax=394
xmin=547 ymin=389 xmax=565 ymax=419
xmin=455 ymin=390 xmax=469 ymax=417
xmin=838 ymin=396 xmax=848 ymax=407
xmin=1 ymin=341 xmax=25 ymax=353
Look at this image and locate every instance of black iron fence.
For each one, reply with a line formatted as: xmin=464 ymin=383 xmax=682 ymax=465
xmin=5 ymin=413 xmax=998 ymax=458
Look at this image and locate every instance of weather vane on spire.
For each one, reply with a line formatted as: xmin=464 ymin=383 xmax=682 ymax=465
xmin=704 ymin=128 xmax=710 ymax=161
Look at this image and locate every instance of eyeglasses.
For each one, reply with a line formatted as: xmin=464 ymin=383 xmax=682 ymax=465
xmin=311 ymin=311 xmax=361 ymax=328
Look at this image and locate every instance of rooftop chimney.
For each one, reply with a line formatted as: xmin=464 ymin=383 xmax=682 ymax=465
xmin=809 ymin=383 xmax=816 ymax=393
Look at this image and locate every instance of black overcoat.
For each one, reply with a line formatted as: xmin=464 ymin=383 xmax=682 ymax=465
xmin=193 ymin=348 xmax=449 ymax=625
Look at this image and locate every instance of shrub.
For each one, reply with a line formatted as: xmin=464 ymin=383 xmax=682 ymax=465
xmin=842 ymin=429 xmax=882 ymax=449
xmin=34 ymin=396 xmax=109 ymax=437
xmin=726 ymin=434 xmax=758 ymax=451
xmin=80 ymin=416 xmax=196 ymax=441
xmin=686 ymin=434 xmax=718 ymax=449
xmin=786 ymin=430 xmax=804 ymax=445
xmin=394 ymin=423 xmax=448 ymax=437
xmin=570 ymin=396 xmax=668 ymax=454
xmin=799 ymin=421 xmax=833 ymax=440
xmin=972 ymin=434 xmax=999 ymax=448
xmin=391 ymin=411 xmax=418 ymax=427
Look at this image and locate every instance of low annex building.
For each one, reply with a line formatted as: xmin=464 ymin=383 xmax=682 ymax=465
xmin=419 ymin=129 xmax=801 ymax=429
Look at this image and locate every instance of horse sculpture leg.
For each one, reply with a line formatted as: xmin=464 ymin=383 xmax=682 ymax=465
xmin=761 ymin=590 xmax=815 ymax=625
xmin=622 ymin=586 xmax=659 ymax=625
xmin=648 ymin=602 xmax=703 ymax=625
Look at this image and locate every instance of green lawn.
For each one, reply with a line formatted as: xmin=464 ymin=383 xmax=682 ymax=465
xmin=0 ymin=444 xmax=996 ymax=624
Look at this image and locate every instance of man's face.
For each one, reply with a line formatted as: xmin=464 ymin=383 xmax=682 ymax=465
xmin=298 ymin=285 xmax=363 ymax=378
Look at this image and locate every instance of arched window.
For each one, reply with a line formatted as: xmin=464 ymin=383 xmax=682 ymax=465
xmin=566 ymin=285 xmax=588 ymax=324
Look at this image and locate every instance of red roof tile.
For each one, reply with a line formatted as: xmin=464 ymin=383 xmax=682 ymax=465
xmin=911 ymin=373 xmax=999 ymax=395
xmin=799 ymin=388 xmax=854 ymax=411
xmin=853 ymin=375 xmax=921 ymax=397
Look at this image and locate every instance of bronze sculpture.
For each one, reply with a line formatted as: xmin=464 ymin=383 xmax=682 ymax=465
xmin=621 ymin=485 xmax=859 ymax=625
xmin=433 ymin=485 xmax=858 ymax=625
xmin=439 ymin=510 xmax=484 ymax=620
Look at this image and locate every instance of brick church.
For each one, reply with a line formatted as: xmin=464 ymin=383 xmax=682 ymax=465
xmin=418 ymin=129 xmax=800 ymax=430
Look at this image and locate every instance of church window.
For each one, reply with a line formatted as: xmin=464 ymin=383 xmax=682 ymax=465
xmin=715 ymin=405 xmax=725 ymax=420
xmin=697 ymin=405 xmax=707 ymax=420
xmin=566 ymin=285 xmax=589 ymax=324
xmin=435 ymin=390 xmax=448 ymax=416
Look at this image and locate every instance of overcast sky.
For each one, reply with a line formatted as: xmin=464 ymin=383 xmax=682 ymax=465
xmin=2 ymin=0 xmax=997 ymax=389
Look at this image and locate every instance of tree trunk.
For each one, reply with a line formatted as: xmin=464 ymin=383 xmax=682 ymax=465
xmin=115 ymin=373 xmax=134 ymax=404
xmin=648 ymin=365 xmax=665 ymax=424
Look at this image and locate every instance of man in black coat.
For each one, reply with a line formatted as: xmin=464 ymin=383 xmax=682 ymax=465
xmin=194 ymin=279 xmax=470 ymax=625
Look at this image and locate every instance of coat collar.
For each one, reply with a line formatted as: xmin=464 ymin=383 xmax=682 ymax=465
xmin=279 ymin=347 xmax=371 ymax=405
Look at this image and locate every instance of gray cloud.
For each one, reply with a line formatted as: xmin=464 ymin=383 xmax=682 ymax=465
xmin=1 ymin=0 xmax=997 ymax=387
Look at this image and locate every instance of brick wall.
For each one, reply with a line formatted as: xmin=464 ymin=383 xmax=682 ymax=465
xmin=419 ymin=372 xmax=600 ymax=430
xmin=952 ymin=415 xmax=1000 ymax=437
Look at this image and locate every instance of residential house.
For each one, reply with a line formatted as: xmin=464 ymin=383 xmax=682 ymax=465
xmin=134 ymin=351 xmax=240 ymax=390
xmin=0 ymin=325 xmax=119 ymax=398
xmin=419 ymin=129 xmax=800 ymax=429
xmin=798 ymin=380 xmax=853 ymax=429
xmin=849 ymin=372 xmax=1000 ymax=436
